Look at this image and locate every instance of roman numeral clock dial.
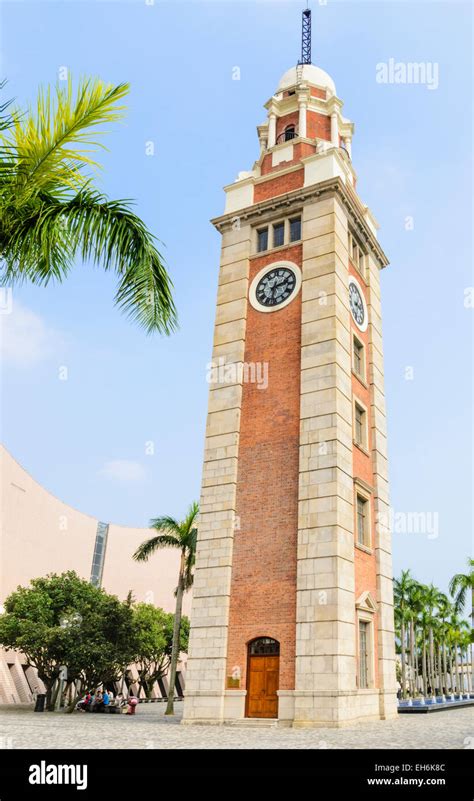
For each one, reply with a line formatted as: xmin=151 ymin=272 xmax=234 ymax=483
xmin=348 ymin=276 xmax=368 ymax=332
xmin=249 ymin=262 xmax=302 ymax=313
xmin=256 ymin=268 xmax=296 ymax=307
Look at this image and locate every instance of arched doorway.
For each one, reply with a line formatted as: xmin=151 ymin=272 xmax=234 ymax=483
xmin=246 ymin=637 xmax=280 ymax=718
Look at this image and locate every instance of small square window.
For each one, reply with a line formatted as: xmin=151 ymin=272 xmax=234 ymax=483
xmin=353 ymin=337 xmax=365 ymax=380
xmin=273 ymin=222 xmax=285 ymax=248
xmin=356 ymin=494 xmax=369 ymax=547
xmin=290 ymin=217 xmax=301 ymax=242
xmin=257 ymin=228 xmax=268 ymax=253
xmin=354 ymin=402 xmax=367 ymax=448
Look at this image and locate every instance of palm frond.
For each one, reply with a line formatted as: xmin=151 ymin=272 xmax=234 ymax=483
xmin=183 ymin=501 xmax=199 ymax=535
xmin=149 ymin=515 xmax=182 ymax=535
xmin=0 ymin=189 xmax=177 ymax=333
xmin=133 ymin=534 xmax=180 ymax=562
xmin=449 ymin=575 xmax=468 ymax=613
xmin=0 ymin=81 xmax=18 ymax=183
xmin=2 ymin=76 xmax=129 ymax=198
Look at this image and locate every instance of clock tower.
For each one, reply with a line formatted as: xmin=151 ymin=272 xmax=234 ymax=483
xmin=183 ymin=9 xmax=397 ymax=727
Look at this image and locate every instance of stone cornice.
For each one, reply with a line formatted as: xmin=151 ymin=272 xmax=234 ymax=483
xmin=326 ymin=96 xmax=344 ymax=113
xmin=212 ymin=176 xmax=389 ymax=269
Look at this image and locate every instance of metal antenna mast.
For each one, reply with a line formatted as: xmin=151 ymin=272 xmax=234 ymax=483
xmin=299 ymin=7 xmax=312 ymax=65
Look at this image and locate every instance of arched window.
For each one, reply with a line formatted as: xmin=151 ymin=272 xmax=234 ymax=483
xmin=248 ymin=637 xmax=280 ymax=656
xmin=284 ymin=124 xmax=296 ymax=142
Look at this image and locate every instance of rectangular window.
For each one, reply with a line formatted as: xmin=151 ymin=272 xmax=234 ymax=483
xmin=257 ymin=228 xmax=268 ymax=253
xmin=353 ymin=337 xmax=364 ymax=380
xmin=356 ymin=494 xmax=369 ymax=547
xmin=348 ymin=231 xmax=366 ymax=278
xmin=359 ymin=620 xmax=370 ymax=688
xmin=289 ymin=217 xmax=301 ymax=242
xmin=273 ymin=222 xmax=285 ymax=248
xmin=90 ymin=522 xmax=109 ymax=587
xmin=354 ymin=402 xmax=366 ymax=448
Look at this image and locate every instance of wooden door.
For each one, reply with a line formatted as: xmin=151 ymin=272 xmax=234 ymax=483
xmin=246 ymin=655 xmax=279 ymax=718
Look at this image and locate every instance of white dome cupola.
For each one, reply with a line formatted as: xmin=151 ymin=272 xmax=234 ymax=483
xmin=277 ymin=64 xmax=336 ymax=96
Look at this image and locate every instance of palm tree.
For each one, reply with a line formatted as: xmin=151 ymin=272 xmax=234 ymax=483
xmin=423 ymin=583 xmax=443 ymax=697
xmin=133 ymin=501 xmax=198 ymax=715
xmin=406 ymin=580 xmax=424 ymax=697
xmin=437 ymin=594 xmax=453 ymax=696
xmin=449 ymin=558 xmax=474 ymax=636
xmin=393 ymin=570 xmax=413 ymax=698
xmin=446 ymin=613 xmax=467 ymax=696
xmin=0 ymin=77 xmax=177 ymax=334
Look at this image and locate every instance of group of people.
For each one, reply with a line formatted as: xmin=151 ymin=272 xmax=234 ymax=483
xmin=76 ymin=689 xmax=139 ymax=715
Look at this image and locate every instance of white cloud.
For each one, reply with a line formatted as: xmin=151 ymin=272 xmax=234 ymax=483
xmin=0 ymin=301 xmax=67 ymax=367
xmin=99 ymin=460 xmax=146 ymax=483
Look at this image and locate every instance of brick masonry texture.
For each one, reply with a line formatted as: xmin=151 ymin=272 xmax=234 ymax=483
xmin=261 ymin=142 xmax=316 ymax=176
xmin=254 ymin=169 xmax=305 ymax=203
xmin=310 ymin=87 xmax=327 ymax=99
xmin=307 ymin=110 xmax=331 ymax=141
xmin=226 ymin=244 xmax=303 ymax=692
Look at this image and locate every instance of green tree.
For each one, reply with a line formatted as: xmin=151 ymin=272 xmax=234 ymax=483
xmin=0 ymin=77 xmax=177 ymax=333
xmin=0 ymin=571 xmax=138 ymax=709
xmin=406 ymin=580 xmax=424 ymax=697
xmin=393 ymin=569 xmax=413 ymax=698
xmin=132 ymin=603 xmax=189 ymax=698
xmin=449 ymin=558 xmax=474 ymax=639
xmin=133 ymin=501 xmax=198 ymax=715
xmin=449 ymin=558 xmax=474 ymax=696
xmin=422 ymin=583 xmax=444 ymax=698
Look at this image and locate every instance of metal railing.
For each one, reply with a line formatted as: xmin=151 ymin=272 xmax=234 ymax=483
xmin=275 ymin=129 xmax=298 ymax=145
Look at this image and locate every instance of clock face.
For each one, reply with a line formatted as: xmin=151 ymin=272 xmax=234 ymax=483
xmin=348 ymin=277 xmax=367 ymax=331
xmin=255 ymin=267 xmax=297 ymax=308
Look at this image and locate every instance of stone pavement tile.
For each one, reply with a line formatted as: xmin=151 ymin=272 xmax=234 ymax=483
xmin=0 ymin=704 xmax=472 ymax=750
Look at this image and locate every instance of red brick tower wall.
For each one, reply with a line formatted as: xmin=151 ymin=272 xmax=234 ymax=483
xmin=226 ymin=243 xmax=303 ymax=692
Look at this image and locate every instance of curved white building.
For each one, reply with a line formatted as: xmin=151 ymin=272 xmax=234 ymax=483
xmin=0 ymin=445 xmax=191 ymax=705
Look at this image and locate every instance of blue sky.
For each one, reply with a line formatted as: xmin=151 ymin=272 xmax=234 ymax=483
xmin=0 ymin=1 xmax=472 ymax=598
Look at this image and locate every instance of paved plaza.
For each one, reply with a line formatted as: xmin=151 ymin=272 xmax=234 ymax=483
xmin=0 ymin=703 xmax=472 ymax=750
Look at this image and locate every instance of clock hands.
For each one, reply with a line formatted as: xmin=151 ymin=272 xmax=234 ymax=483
xmin=255 ymin=268 xmax=297 ymax=308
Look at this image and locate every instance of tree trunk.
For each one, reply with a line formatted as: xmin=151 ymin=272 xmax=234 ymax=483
xmin=442 ymin=640 xmax=448 ymax=696
xmin=448 ymin=648 xmax=455 ymax=694
xmin=409 ymin=619 xmax=416 ymax=697
xmin=165 ymin=555 xmax=185 ymax=716
xmin=43 ymin=680 xmax=54 ymax=711
xmin=456 ymin=642 xmax=463 ymax=695
xmin=422 ymin=638 xmax=428 ymax=697
xmin=471 ymin=586 xmax=474 ymax=693
xmin=400 ymin=622 xmax=407 ymax=699
xmin=469 ymin=642 xmax=474 ymax=692
xmin=428 ymin=627 xmax=435 ymax=697
xmin=66 ymin=686 xmax=81 ymax=713
xmin=413 ymin=624 xmax=420 ymax=695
